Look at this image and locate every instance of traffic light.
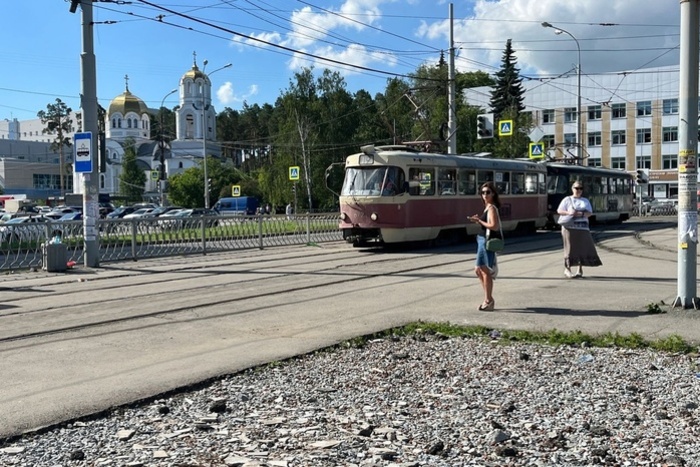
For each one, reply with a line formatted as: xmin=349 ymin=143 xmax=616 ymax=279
xmin=636 ymin=169 xmax=648 ymax=185
xmin=476 ymin=113 xmax=494 ymax=139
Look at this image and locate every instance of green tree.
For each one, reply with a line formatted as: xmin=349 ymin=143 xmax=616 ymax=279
xmin=489 ymin=39 xmax=529 ymax=157
xmin=37 ymin=98 xmax=73 ymax=196
xmin=119 ymin=138 xmax=146 ymax=203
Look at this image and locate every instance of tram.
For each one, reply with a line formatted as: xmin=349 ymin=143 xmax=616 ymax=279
xmin=337 ymin=145 xmax=548 ymax=246
xmin=545 ymin=163 xmax=634 ymax=228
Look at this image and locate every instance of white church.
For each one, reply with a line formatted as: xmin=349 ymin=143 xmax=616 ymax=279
xmin=0 ymin=55 xmax=223 ymax=203
xmin=94 ymin=56 xmax=223 ymax=200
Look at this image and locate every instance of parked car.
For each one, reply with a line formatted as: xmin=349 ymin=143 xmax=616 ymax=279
xmin=0 ymin=216 xmax=53 ymax=243
xmin=107 ymin=206 xmax=136 ymax=219
xmin=58 ymin=212 xmax=83 ymax=221
xmin=647 ymin=199 xmax=676 ymax=216
xmin=157 ymin=208 xmax=219 ymax=230
xmin=143 ymin=206 xmax=183 ymax=218
xmin=123 ymin=208 xmax=155 ymax=219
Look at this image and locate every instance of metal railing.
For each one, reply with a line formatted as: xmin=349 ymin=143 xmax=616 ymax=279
xmin=0 ymin=213 xmax=343 ymax=271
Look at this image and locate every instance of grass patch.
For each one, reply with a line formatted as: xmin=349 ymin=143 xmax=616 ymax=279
xmin=334 ymin=321 xmax=698 ymax=355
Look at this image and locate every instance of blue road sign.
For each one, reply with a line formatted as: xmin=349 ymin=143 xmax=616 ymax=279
xmin=289 ymin=166 xmax=300 ymax=181
xmin=74 ymin=132 xmax=93 ymax=173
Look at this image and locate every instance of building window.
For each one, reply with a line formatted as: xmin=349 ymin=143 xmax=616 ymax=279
xmin=564 ymin=133 xmax=576 ymax=146
xmin=662 ymin=154 xmax=678 ymax=169
xmin=662 ymin=126 xmax=678 ymax=142
xmin=611 ymin=157 xmax=626 ymax=170
xmin=588 ymin=105 xmax=602 ymax=120
xmin=663 ymin=98 xmax=679 ymax=115
xmin=542 ymin=109 xmax=554 ymax=124
xmin=564 ymin=108 xmax=577 ymax=123
xmin=636 ymin=155 xmax=651 ymax=169
xmin=542 ymin=134 xmax=555 ymax=148
xmin=637 ymin=101 xmax=652 ymax=116
xmin=588 ymin=158 xmax=602 ymax=167
xmin=636 ymin=128 xmax=652 ymax=144
xmin=612 ymin=103 xmax=626 ymax=118
xmin=587 ymin=131 xmax=602 ymax=147
xmin=611 ymin=130 xmax=626 ymax=145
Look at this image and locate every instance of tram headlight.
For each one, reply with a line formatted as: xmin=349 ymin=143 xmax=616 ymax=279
xmin=339 ymin=212 xmax=347 ymax=221
xmin=370 ymin=212 xmax=378 ymax=221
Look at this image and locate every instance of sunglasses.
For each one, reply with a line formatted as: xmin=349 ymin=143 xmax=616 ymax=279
xmin=481 ymin=190 xmax=492 ymax=195
xmin=573 ymin=186 xmax=583 ymax=190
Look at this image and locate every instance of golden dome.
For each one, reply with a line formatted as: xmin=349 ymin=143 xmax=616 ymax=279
xmin=181 ymin=63 xmax=209 ymax=83
xmin=108 ymin=89 xmax=148 ymax=116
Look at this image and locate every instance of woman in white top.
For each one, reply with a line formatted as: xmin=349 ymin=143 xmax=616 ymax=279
xmin=556 ymin=181 xmax=602 ymax=278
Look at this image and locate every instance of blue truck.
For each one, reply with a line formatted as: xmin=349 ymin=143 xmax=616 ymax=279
xmin=213 ymin=197 xmax=259 ymax=216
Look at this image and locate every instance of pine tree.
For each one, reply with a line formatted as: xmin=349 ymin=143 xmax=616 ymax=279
xmin=119 ymin=138 xmax=146 ymax=203
xmin=490 ymin=39 xmax=525 ymax=119
xmin=489 ymin=40 xmax=530 ymax=158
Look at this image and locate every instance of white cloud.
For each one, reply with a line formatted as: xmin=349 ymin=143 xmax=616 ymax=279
xmin=417 ymin=0 xmax=679 ymax=77
xmin=216 ymin=82 xmax=259 ymax=106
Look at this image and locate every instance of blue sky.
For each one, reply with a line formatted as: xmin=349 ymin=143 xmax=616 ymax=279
xmin=1 ymin=0 xmax=680 ymax=123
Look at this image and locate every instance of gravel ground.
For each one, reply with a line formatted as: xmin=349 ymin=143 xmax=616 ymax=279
xmin=1 ymin=332 xmax=699 ymax=467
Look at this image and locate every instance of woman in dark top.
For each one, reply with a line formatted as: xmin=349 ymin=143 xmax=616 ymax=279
xmin=469 ymin=182 xmax=501 ymax=311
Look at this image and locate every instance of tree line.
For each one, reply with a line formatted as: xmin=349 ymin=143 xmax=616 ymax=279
xmin=38 ymin=43 xmax=527 ymax=211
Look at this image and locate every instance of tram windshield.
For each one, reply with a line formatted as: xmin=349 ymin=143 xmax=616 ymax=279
xmin=547 ymin=174 xmax=571 ymax=195
xmin=342 ymin=166 xmax=405 ymax=196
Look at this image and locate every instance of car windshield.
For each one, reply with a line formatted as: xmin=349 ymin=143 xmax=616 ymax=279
xmin=5 ymin=217 xmax=28 ymax=224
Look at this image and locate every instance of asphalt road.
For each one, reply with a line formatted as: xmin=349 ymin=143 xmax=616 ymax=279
xmin=0 ymin=219 xmax=697 ymax=440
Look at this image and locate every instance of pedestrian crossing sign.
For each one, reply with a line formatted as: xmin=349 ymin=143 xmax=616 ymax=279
xmin=151 ymin=170 xmax=159 ymax=181
xmin=529 ymin=142 xmax=545 ymax=160
xmin=232 ymin=185 xmax=241 ymax=197
xmin=499 ymin=120 xmax=513 ymax=137
xmin=289 ymin=166 xmax=300 ymax=181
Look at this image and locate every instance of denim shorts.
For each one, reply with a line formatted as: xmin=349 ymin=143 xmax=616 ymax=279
xmin=475 ymin=234 xmax=495 ymax=268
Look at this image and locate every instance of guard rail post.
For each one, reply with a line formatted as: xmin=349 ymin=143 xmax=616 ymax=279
xmin=130 ymin=219 xmax=137 ymax=261
xmin=258 ymin=213 xmax=264 ymax=250
xmin=306 ymin=213 xmax=311 ymax=244
xmin=201 ymin=218 xmax=207 ymax=255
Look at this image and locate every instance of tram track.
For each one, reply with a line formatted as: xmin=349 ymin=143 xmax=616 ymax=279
xmin=0 ymin=222 xmax=672 ymax=347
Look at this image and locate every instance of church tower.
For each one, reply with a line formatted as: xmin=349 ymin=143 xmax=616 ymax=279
xmin=175 ymin=53 xmax=217 ymax=143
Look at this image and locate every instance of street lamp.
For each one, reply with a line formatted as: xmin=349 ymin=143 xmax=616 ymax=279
xmin=542 ymin=21 xmax=582 ymax=165
xmin=201 ymin=62 xmax=232 ymax=209
xmin=159 ymin=88 xmax=177 ymax=205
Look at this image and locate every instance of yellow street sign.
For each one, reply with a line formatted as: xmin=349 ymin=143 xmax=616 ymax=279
xmin=498 ymin=120 xmax=513 ymax=137
xmin=232 ymin=185 xmax=241 ymax=197
xmin=529 ymin=142 xmax=545 ymax=159
xmin=289 ymin=166 xmax=300 ymax=181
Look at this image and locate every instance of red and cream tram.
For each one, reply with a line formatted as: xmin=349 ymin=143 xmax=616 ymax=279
xmin=338 ymin=145 xmax=548 ymax=246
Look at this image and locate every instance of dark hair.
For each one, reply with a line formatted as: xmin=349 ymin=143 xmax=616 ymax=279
xmin=480 ymin=182 xmax=501 ymax=209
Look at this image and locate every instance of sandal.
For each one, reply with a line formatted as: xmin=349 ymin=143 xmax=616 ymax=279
xmin=478 ymin=300 xmax=495 ymax=311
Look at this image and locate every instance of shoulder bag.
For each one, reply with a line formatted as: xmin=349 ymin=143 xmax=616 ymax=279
xmin=557 ymin=197 xmax=575 ymax=227
xmin=485 ymin=207 xmax=504 ymax=252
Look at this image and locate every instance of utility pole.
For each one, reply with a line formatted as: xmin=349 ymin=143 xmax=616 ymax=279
xmin=447 ymin=3 xmax=457 ymax=154
xmin=674 ymin=0 xmax=699 ymax=309
xmin=71 ymin=0 xmax=100 ymax=267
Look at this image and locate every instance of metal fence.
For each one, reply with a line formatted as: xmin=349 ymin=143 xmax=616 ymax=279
xmin=0 ymin=213 xmax=343 ymax=272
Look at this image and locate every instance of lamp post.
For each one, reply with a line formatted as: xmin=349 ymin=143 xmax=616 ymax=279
xmin=542 ymin=21 xmax=582 ymax=165
xmin=201 ymin=62 xmax=232 ymax=209
xmin=159 ymin=88 xmax=177 ymax=206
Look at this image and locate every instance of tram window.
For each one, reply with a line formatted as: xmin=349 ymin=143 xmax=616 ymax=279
xmin=477 ymin=170 xmax=493 ymax=188
xmin=409 ymin=167 xmax=435 ymax=196
xmin=538 ymin=173 xmax=546 ymax=194
xmin=438 ymin=168 xmax=456 ymax=195
xmin=495 ymin=171 xmax=510 ymax=195
xmin=512 ymin=173 xmax=525 ymax=194
xmin=458 ymin=169 xmax=476 ymax=195
xmin=381 ymin=166 xmax=405 ymax=196
xmin=525 ymin=173 xmax=538 ymax=194
xmin=600 ymin=177 xmax=608 ymax=194
xmin=591 ymin=177 xmax=602 ymax=195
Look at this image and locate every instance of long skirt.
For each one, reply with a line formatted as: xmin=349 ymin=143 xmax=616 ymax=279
xmin=562 ymin=228 xmax=602 ymax=268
